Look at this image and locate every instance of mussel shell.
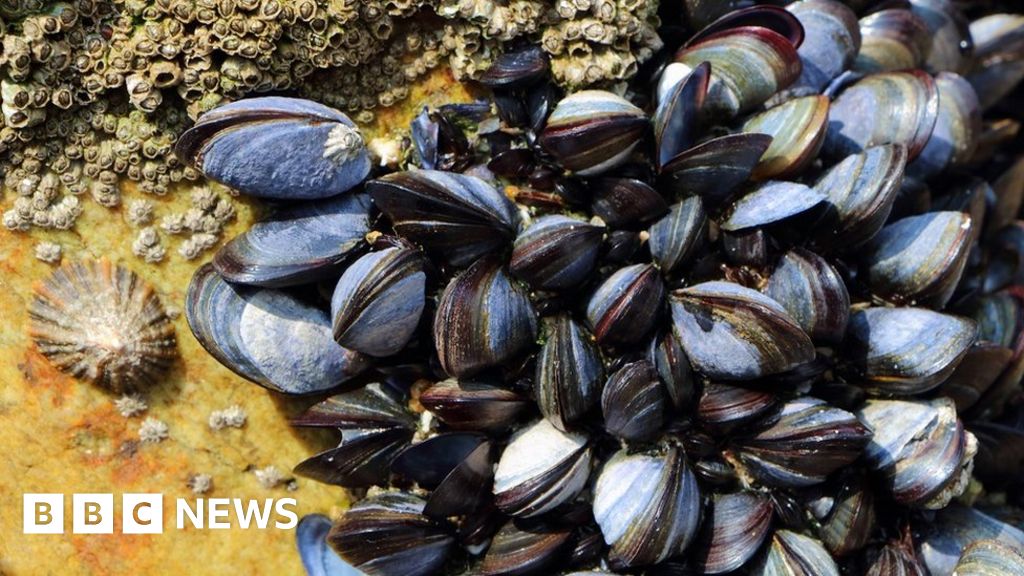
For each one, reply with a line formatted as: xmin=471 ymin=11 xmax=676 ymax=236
xmin=648 ymin=196 xmax=707 ymax=276
xmin=434 ymin=258 xmax=538 ymax=378
xmin=935 ymin=342 xmax=1012 ymax=412
xmin=477 ymin=520 xmax=574 ymax=576
xmin=601 ymin=360 xmax=665 ymax=442
xmin=536 ymin=314 xmax=605 ymax=431
xmin=673 ymin=27 xmax=802 ymax=118
xmin=750 ymin=530 xmax=840 ymax=576
xmin=844 ymin=307 xmax=976 ymax=395
xmin=911 ymin=0 xmax=973 ymax=74
xmin=392 ymin=432 xmax=494 ymax=518
xmin=669 ymin=281 xmax=815 ymax=380
xmin=721 ymin=180 xmax=825 ymax=232
xmin=765 ymin=248 xmax=850 ymax=344
xmin=728 ymin=397 xmax=871 ymax=488
xmin=176 ymin=97 xmax=371 ymax=200
xmin=682 ymin=0 xmax=758 ymax=31
xmin=786 ymin=0 xmax=862 ymax=95
xmin=327 ymin=492 xmax=454 ymax=576
xmin=290 ymin=382 xmax=415 ymax=430
xmin=858 ymin=398 xmax=976 ymax=509
xmin=806 ymin=472 xmax=876 ymax=557
xmin=186 ymin=264 xmax=369 ymax=395
xmin=586 ymin=263 xmax=665 ymax=348
xmin=654 ymin=61 xmax=709 ymax=170
xmin=648 ymin=329 xmax=697 ymax=411
xmin=866 ymin=541 xmax=926 ymax=576
xmin=479 ymin=46 xmax=549 ymax=89
xmin=297 ymin=514 xmax=362 ymax=576
xmin=723 ymin=228 xmax=770 ymax=268
xmin=810 ymin=144 xmax=907 ymax=252
xmin=492 ymin=419 xmax=592 ymax=518
xmin=988 ymin=156 xmax=1024 ymax=239
xmin=591 ymin=178 xmax=669 ymax=228
xmin=687 ymin=5 xmax=805 ymax=49
xmin=853 ymin=8 xmax=932 ymax=73
xmin=972 ymin=421 xmax=1024 ymax=491
xmin=918 ymin=505 xmax=1024 ymax=576
xmin=539 ymin=90 xmax=648 ymax=176
xmin=968 ymin=14 xmax=1024 ymax=110
xmin=419 ymin=379 xmax=530 ymax=432
xmin=593 ymin=444 xmax=701 ymax=568
xmin=660 ymin=133 xmax=773 ymax=206
xmin=368 ymin=170 xmax=520 ymax=267
xmin=331 ymin=247 xmax=425 ymax=358
xmin=510 ymin=215 xmax=604 ymax=291
xmin=862 ymin=211 xmax=973 ymax=309
xmin=741 ymin=95 xmax=830 ymax=180
xmin=691 ymin=492 xmax=773 ymax=574
xmin=214 ymin=194 xmax=372 ymax=287
xmin=953 ymin=540 xmax=1024 ymax=576
xmin=824 ymin=71 xmax=939 ymax=161
xmin=907 ymin=72 xmax=981 ymax=181
xmin=697 ymin=383 xmax=777 ymax=433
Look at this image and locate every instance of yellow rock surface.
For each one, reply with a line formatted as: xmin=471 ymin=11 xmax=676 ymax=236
xmin=0 ymin=69 xmax=472 ymax=575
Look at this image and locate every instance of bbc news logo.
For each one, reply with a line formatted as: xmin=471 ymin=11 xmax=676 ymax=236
xmin=24 ymin=494 xmax=298 ymax=534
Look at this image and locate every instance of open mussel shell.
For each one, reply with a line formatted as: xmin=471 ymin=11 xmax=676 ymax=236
xmin=908 ymin=72 xmax=982 ymax=181
xmin=510 ymin=215 xmax=604 ymax=291
xmin=785 ymin=0 xmax=861 ymax=96
xmin=176 ymin=97 xmax=371 ymax=200
xmin=968 ymin=14 xmax=1024 ymax=110
xmin=669 ymin=281 xmax=815 ymax=380
xmin=392 ymin=432 xmax=494 ymax=518
xmin=866 ymin=540 xmax=926 ymax=576
xmin=331 ymin=246 xmax=425 ymax=358
xmin=434 ymin=258 xmax=537 ymax=378
xmin=728 ymin=397 xmax=871 ymax=488
xmin=750 ymin=530 xmax=840 ymax=576
xmin=649 ymin=329 xmax=697 ymax=411
xmin=648 ymin=196 xmax=707 ymax=275
xmin=536 ymin=314 xmax=605 ymax=431
xmin=586 ymin=263 xmax=665 ymax=348
xmin=805 ymin=471 xmax=876 ymax=557
xmin=479 ymin=45 xmax=549 ymax=89
xmin=862 ymin=211 xmax=973 ymax=309
xmin=824 ymin=71 xmax=939 ymax=161
xmin=671 ymin=27 xmax=802 ymax=118
xmin=297 ymin=514 xmax=363 ymax=576
xmin=214 ymin=194 xmax=372 ymax=287
xmin=698 ymin=383 xmax=777 ymax=433
xmin=186 ymin=264 xmax=369 ymax=395
xmin=477 ymin=519 xmax=574 ymax=576
xmin=659 ymin=133 xmax=773 ymax=206
xmin=593 ymin=443 xmax=701 ymax=568
xmin=918 ymin=505 xmax=1024 ymax=576
xmin=368 ymin=170 xmax=520 ymax=267
xmin=327 ymin=492 xmax=454 ymax=576
xmin=492 ymin=419 xmax=592 ymax=518
xmin=538 ymin=90 xmax=648 ymax=176
xmin=291 ymin=383 xmax=415 ymax=487
xmin=858 ymin=398 xmax=976 ymax=509
xmin=601 ymin=360 xmax=665 ymax=443
xmin=853 ymin=8 xmax=932 ymax=73
xmin=419 ymin=379 xmax=530 ymax=432
xmin=411 ymin=106 xmax=473 ymax=172
xmin=954 ymin=539 xmax=1024 ymax=575
xmin=720 ymin=180 xmax=825 ymax=233
xmin=844 ymin=307 xmax=976 ymax=395
xmin=654 ymin=61 xmax=709 ymax=170
xmin=741 ymin=95 xmax=829 ymax=180
xmin=810 ymin=144 xmax=907 ymax=253
xmin=692 ymin=491 xmax=772 ymax=574
xmin=765 ymin=248 xmax=849 ymax=344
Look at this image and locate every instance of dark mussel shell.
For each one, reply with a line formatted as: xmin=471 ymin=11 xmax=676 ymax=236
xmin=591 ymin=178 xmax=669 ymax=228
xmin=434 ymin=257 xmax=537 ymax=378
xmin=669 ymin=281 xmax=815 ymax=380
xmin=853 ymin=8 xmax=932 ymax=73
xmin=510 ymin=215 xmax=604 ymax=291
xmin=918 ymin=505 xmax=1024 ymax=576
xmin=649 ymin=329 xmax=697 ymax=411
xmin=844 ymin=307 xmax=976 ymax=395
xmin=786 ymin=0 xmax=862 ymax=96
xmin=810 ymin=144 xmax=907 ymax=253
xmin=593 ymin=443 xmax=701 ymax=568
xmin=477 ymin=519 xmax=574 ymax=576
xmin=331 ymin=246 xmax=426 ymax=358
xmin=720 ymin=180 xmax=825 ymax=233
xmin=411 ymin=106 xmax=472 ymax=172
xmin=765 ymin=248 xmax=850 ymax=345
xmin=586 ymin=263 xmax=665 ymax=348
xmin=911 ymin=0 xmax=973 ymax=74
xmin=741 ymin=95 xmax=830 ymax=180
xmin=968 ymin=14 xmax=1024 ymax=110
xmin=862 ymin=211 xmax=973 ymax=309
xmin=297 ymin=514 xmax=361 ymax=576
xmin=419 ymin=379 xmax=530 ymax=433
xmin=750 ymin=529 xmax=840 ymax=576
xmin=601 ymin=360 xmax=665 ymax=443
xmin=805 ymin=471 xmax=876 ymax=557
xmin=654 ymin=61 xmax=710 ymax=170
xmin=536 ymin=314 xmax=605 ymax=432
xmin=691 ymin=491 xmax=773 ymax=574
xmin=539 ymin=90 xmax=648 ymax=176
xmin=866 ymin=539 xmax=926 ymax=576
xmin=185 ymin=264 xmax=369 ymax=395
xmin=727 ymin=397 xmax=872 ymax=488
xmin=368 ymin=170 xmax=520 ymax=267
xmin=176 ymin=96 xmax=371 ymax=200
xmin=954 ymin=539 xmax=1024 ymax=575
xmin=648 ymin=196 xmax=707 ymax=275
xmin=937 ymin=342 xmax=1013 ymax=412
xmin=660 ymin=133 xmax=773 ymax=206
xmin=391 ymin=432 xmax=494 ymax=518
xmin=478 ymin=46 xmax=549 ymax=89
xmin=907 ymin=72 xmax=981 ymax=181
xmin=698 ymin=382 xmax=778 ymax=433
xmin=492 ymin=419 xmax=592 ymax=518
xmin=328 ymin=492 xmax=454 ymax=576
xmin=214 ymin=193 xmax=372 ymax=287
xmin=687 ymin=5 xmax=805 ymax=49
xmin=972 ymin=421 xmax=1024 ymax=491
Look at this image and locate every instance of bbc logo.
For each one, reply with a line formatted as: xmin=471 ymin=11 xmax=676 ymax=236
xmin=24 ymin=494 xmax=163 ymax=534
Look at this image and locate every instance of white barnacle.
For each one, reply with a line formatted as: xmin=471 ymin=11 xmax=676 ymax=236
xmin=115 ymin=394 xmax=148 ymax=417
xmin=139 ymin=417 xmax=169 ymax=443
xmin=208 ymin=404 xmax=247 ymax=430
xmin=323 ymin=123 xmax=365 ymax=165
xmin=254 ymin=465 xmax=286 ymax=489
xmin=187 ymin=473 xmax=213 ymax=495
xmin=34 ymin=241 xmax=62 ymax=263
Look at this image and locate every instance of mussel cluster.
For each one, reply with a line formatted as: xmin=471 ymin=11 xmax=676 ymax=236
xmin=180 ymin=2 xmax=1024 ymax=575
